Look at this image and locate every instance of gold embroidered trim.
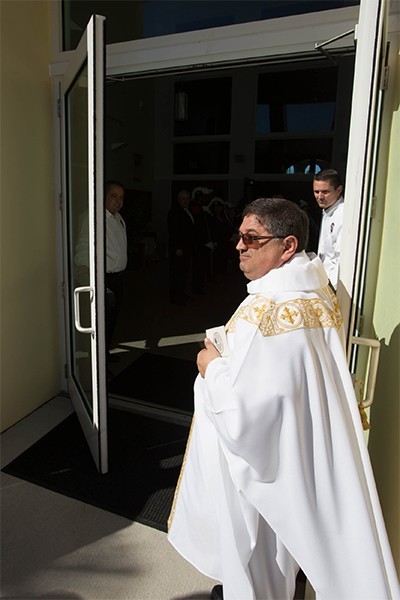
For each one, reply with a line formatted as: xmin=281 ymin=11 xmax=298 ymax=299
xmin=226 ymin=287 xmax=342 ymax=336
xmin=167 ymin=416 xmax=195 ymax=532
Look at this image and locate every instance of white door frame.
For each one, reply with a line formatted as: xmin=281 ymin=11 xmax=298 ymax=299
xmin=50 ymin=5 xmax=360 ymax=78
xmin=51 ymin=2 xmax=397 ymax=396
xmin=60 ymin=14 xmax=108 ymax=473
xmin=337 ymin=0 xmax=388 ymax=346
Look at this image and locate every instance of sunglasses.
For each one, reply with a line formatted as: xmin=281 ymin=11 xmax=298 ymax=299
xmin=234 ymin=232 xmax=285 ymax=248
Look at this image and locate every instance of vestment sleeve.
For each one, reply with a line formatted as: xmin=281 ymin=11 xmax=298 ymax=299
xmin=203 ymin=332 xmax=285 ymax=482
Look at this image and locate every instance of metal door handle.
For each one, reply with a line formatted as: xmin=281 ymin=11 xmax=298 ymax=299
xmin=351 ymin=336 xmax=380 ymax=407
xmin=73 ymin=286 xmax=94 ymax=334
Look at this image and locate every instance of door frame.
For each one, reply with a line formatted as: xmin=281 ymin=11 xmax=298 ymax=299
xmin=337 ymin=0 xmax=388 ymax=343
xmin=60 ymin=14 xmax=108 ymax=473
xmin=52 ymin=3 xmax=397 ymax=400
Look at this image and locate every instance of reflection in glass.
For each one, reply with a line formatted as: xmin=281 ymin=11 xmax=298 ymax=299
xmin=256 ymin=67 xmax=337 ymax=134
xmin=174 ymin=78 xmax=232 ymax=137
xmin=285 ymin=159 xmax=329 ymax=175
xmin=254 ymin=139 xmax=332 ymax=174
xmin=174 ymin=142 xmax=230 ymax=174
xmin=256 ymin=104 xmax=271 ymax=135
xmin=66 ymin=63 xmax=93 ymax=415
xmin=286 ymin=102 xmax=335 ymax=132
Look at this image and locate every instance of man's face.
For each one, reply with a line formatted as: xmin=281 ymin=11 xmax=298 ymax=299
xmin=178 ymin=191 xmax=190 ymax=209
xmin=237 ymin=214 xmax=287 ymax=281
xmin=313 ymin=179 xmax=343 ymax=209
xmin=106 ymin=184 xmax=124 ymax=215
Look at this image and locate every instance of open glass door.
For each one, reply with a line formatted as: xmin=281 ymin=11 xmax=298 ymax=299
xmin=337 ymin=0 xmax=387 ymax=337
xmin=336 ymin=0 xmax=388 ymax=433
xmin=61 ymin=14 xmax=108 ymax=473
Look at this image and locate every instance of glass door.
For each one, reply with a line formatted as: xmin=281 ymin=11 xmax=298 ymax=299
xmin=336 ymin=0 xmax=388 ymax=434
xmin=337 ymin=0 xmax=387 ymax=339
xmin=61 ymin=15 xmax=108 ymax=473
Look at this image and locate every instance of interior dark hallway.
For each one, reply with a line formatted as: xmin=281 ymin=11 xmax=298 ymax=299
xmin=107 ymin=250 xmax=247 ymax=415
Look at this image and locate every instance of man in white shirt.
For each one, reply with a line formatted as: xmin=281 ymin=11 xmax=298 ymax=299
xmin=168 ymin=198 xmax=399 ymax=600
xmin=313 ymin=169 xmax=344 ymax=289
xmin=74 ymin=180 xmax=127 ymax=362
xmin=104 ymin=181 xmax=127 ymax=361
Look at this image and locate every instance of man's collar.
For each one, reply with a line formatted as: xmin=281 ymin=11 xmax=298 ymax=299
xmin=323 ymin=195 xmax=344 ymax=215
xmin=247 ymin=251 xmax=328 ymax=293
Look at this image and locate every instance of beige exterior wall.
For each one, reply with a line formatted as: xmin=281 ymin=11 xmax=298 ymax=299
xmin=0 ymin=0 xmax=60 ymax=431
xmin=368 ymin=47 xmax=400 ymax=574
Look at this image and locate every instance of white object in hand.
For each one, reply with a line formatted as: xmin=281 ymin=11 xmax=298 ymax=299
xmin=206 ymin=325 xmax=230 ymax=357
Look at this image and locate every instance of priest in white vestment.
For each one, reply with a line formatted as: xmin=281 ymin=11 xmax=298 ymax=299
xmin=168 ymin=198 xmax=399 ymax=600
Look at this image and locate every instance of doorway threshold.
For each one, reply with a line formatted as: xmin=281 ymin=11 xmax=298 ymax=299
xmin=109 ymin=394 xmax=192 ymax=426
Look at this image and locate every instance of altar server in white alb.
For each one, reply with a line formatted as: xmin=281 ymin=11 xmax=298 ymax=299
xmin=168 ymin=198 xmax=399 ymax=600
xmin=313 ymin=168 xmax=344 ymax=289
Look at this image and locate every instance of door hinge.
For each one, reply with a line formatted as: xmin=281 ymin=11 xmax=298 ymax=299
xmin=380 ymin=65 xmax=389 ymax=91
xmin=370 ymin=196 xmax=377 ymax=219
xmin=57 ymin=98 xmax=61 ymax=118
xmin=356 ymin=314 xmax=365 ymax=336
xmin=61 ymin=281 xmax=66 ymax=298
xmin=59 ymin=193 xmax=63 ymax=211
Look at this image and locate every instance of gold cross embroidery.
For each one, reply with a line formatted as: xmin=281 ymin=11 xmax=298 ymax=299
xmin=281 ymin=306 xmax=299 ymax=324
xmin=253 ymin=305 xmax=264 ymax=320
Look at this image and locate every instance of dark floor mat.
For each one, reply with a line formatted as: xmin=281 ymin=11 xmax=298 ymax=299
xmin=2 ymin=409 xmax=190 ymax=532
xmin=108 ymin=352 xmax=198 ymax=412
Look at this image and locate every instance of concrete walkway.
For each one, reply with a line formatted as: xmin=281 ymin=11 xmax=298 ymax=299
xmin=1 ymin=396 xmax=216 ymax=600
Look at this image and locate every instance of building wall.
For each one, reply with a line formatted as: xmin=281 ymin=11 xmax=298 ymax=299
xmin=368 ymin=45 xmax=400 ymax=574
xmin=0 ymin=0 xmax=60 ymax=431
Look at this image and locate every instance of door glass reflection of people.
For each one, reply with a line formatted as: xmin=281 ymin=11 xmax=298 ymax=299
xmin=167 ymin=189 xmax=195 ymax=305
xmin=74 ymin=180 xmax=127 ymax=365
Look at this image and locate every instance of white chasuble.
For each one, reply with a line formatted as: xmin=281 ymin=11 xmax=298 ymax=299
xmin=168 ymin=252 xmax=399 ymax=600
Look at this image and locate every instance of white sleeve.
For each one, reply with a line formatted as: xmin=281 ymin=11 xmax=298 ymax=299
xmin=203 ymin=333 xmax=284 ymax=481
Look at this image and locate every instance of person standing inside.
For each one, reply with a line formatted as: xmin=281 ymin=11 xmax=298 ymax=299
xmin=104 ymin=180 xmax=127 ymax=361
xmin=313 ymin=168 xmax=344 ymax=289
xmin=207 ymin=197 xmax=234 ymax=278
xmin=74 ymin=180 xmax=127 ymax=363
xmin=167 ymin=189 xmax=195 ymax=305
xmin=191 ymin=186 xmax=215 ymax=293
xmin=168 ymin=198 xmax=399 ymax=600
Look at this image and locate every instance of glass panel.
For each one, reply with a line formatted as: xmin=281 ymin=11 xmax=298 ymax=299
xmin=256 ymin=67 xmax=337 ymax=134
xmin=62 ymin=0 xmax=359 ymax=51
xmin=66 ymin=63 xmax=93 ymax=415
xmin=174 ymin=78 xmax=232 ymax=136
xmin=254 ymin=138 xmax=332 ymax=174
xmin=174 ymin=142 xmax=230 ymax=174
xmin=286 ymin=102 xmax=336 ymax=132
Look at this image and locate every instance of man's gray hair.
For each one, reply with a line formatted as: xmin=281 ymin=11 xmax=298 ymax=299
xmin=243 ymin=198 xmax=309 ymax=252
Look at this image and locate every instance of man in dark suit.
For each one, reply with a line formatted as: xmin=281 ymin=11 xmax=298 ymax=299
xmin=167 ymin=189 xmax=195 ymax=305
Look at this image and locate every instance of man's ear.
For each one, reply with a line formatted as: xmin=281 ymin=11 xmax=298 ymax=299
xmin=282 ymin=235 xmax=298 ymax=261
xmin=337 ymin=185 xmax=344 ymax=197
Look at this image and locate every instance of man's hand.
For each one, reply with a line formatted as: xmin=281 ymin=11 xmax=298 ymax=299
xmin=197 ymin=338 xmax=220 ymax=378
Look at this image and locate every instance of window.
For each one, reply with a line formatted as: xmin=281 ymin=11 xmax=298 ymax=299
xmin=62 ymin=0 xmax=359 ymax=51
xmin=174 ymin=78 xmax=231 ymax=137
xmin=255 ymin=66 xmax=337 ymax=174
xmin=174 ymin=142 xmax=230 ymax=175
